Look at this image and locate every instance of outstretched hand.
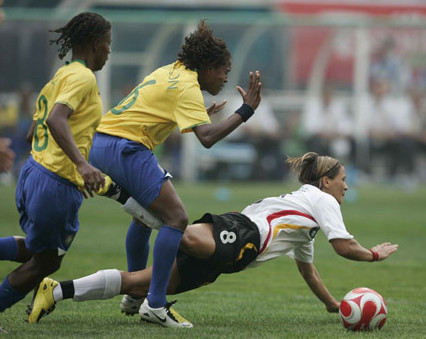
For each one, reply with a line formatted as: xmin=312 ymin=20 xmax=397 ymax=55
xmin=236 ymin=71 xmax=261 ymax=111
xmin=371 ymin=242 xmax=399 ymax=260
xmin=206 ymin=100 xmax=227 ymax=116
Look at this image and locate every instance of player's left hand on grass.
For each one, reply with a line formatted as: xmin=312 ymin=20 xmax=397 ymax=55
xmin=206 ymin=100 xmax=227 ymax=116
xmin=370 ymin=242 xmax=399 ymax=261
xmin=326 ymin=302 xmax=340 ymax=313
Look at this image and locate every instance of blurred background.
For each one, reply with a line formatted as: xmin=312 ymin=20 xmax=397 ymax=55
xmin=1 ymin=0 xmax=426 ymax=191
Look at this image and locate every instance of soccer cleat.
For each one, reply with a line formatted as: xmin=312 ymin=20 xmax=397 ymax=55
xmin=120 ymin=295 xmax=144 ymax=316
xmin=139 ymin=299 xmax=193 ymax=328
xmin=27 ymin=277 xmax=58 ymax=324
xmin=97 ymin=176 xmax=130 ymax=204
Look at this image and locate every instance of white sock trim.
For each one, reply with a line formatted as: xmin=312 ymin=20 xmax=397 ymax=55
xmin=52 ymin=284 xmax=63 ymax=302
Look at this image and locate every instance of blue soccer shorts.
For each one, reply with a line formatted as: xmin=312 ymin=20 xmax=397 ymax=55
xmin=15 ymin=156 xmax=83 ymax=254
xmin=89 ymin=133 xmax=170 ymax=208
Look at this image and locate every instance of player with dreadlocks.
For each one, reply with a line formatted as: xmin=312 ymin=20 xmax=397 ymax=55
xmin=28 ymin=20 xmax=261 ymax=329
xmin=0 ymin=12 xmax=112 ymax=321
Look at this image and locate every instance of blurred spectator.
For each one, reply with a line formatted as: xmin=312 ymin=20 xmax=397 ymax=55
xmin=365 ymin=77 xmax=396 ymax=177
xmin=0 ymin=94 xmax=18 ymax=176
xmin=366 ymin=78 xmax=418 ymax=179
xmin=0 ymin=0 xmax=4 ymax=26
xmin=281 ymin=109 xmax=306 ymax=155
xmin=369 ymin=35 xmax=411 ymax=95
xmin=162 ymin=128 xmax=182 ymax=180
xmin=0 ymin=83 xmax=34 ymax=176
xmin=407 ymin=87 xmax=426 ymax=177
xmin=0 ymin=0 xmax=15 ymax=175
xmin=408 ymin=87 xmax=426 ymax=141
xmin=14 ymin=83 xmax=35 ymax=171
xmin=302 ymin=85 xmax=354 ymax=163
xmin=160 ymin=96 xmax=283 ymax=182
xmin=0 ymin=137 xmax=15 ymax=173
xmin=227 ymin=96 xmax=284 ymax=181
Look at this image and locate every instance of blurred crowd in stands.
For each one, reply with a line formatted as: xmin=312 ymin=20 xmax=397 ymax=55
xmin=1 ymin=36 xmax=426 ymax=186
xmin=300 ymin=36 xmax=426 ymax=186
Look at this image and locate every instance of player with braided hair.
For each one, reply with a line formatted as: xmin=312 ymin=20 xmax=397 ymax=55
xmin=0 ymin=12 xmax=111 ymax=320
xmin=50 ymin=11 xmax=111 ymax=60
xmin=81 ymin=19 xmax=261 ymax=328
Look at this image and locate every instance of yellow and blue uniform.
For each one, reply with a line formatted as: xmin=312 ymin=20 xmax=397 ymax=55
xmin=91 ymin=60 xmax=216 ymax=311
xmin=16 ymin=60 xmax=102 ymax=254
xmin=91 ymin=60 xmax=211 ymax=207
xmin=97 ymin=60 xmax=210 ymax=150
xmin=90 ymin=60 xmax=213 ymax=309
xmin=32 ymin=60 xmax=102 ymax=188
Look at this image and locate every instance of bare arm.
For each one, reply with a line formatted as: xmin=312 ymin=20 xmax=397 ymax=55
xmin=193 ymin=71 xmax=261 ymax=148
xmin=46 ymin=103 xmax=105 ymax=197
xmin=295 ymin=259 xmax=340 ymax=313
xmin=193 ymin=113 xmax=243 ymax=149
xmin=26 ymin=120 xmax=36 ymax=144
xmin=330 ymin=238 xmax=398 ymax=261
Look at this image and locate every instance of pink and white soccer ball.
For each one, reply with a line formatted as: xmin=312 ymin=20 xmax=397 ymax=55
xmin=339 ymin=287 xmax=387 ymax=331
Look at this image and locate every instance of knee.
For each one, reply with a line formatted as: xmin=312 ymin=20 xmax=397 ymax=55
xmin=15 ymin=236 xmax=32 ymax=262
xmin=162 ymin=209 xmax=188 ymax=230
xmin=48 ymin=259 xmax=62 ymax=274
xmin=39 ymin=259 xmax=62 ymax=276
xmin=32 ymin=254 xmax=63 ymax=276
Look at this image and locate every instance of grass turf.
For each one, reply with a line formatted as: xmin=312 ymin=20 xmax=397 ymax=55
xmin=1 ymin=180 xmax=425 ymax=338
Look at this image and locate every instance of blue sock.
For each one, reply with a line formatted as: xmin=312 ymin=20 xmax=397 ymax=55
xmin=126 ymin=221 xmax=152 ymax=272
xmin=0 ymin=236 xmax=18 ymax=261
xmin=0 ymin=276 xmax=26 ymax=312
xmin=147 ymin=225 xmax=183 ymax=308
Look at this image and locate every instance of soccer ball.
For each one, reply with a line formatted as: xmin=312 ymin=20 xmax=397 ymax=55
xmin=339 ymin=287 xmax=387 ymax=331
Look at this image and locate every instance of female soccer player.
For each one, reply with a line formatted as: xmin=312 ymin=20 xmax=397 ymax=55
xmin=85 ymin=20 xmax=261 ymax=328
xmin=28 ymin=152 xmax=398 ymax=327
xmin=0 ymin=12 xmax=111 ymax=317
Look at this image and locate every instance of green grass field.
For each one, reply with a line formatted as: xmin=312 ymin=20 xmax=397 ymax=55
xmin=1 ymin=180 xmax=426 ymax=338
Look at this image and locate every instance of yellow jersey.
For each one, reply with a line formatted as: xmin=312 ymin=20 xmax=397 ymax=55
xmin=31 ymin=60 xmax=102 ymax=188
xmin=97 ymin=61 xmax=210 ymax=150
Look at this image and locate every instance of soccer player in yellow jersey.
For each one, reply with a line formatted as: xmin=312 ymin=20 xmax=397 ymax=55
xmin=0 ymin=12 xmax=111 ymax=317
xmin=88 ymin=20 xmax=261 ymax=328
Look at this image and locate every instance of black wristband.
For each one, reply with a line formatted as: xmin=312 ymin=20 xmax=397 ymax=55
xmin=235 ymin=103 xmax=254 ymax=122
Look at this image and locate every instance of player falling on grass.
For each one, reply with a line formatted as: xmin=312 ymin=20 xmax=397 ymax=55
xmin=28 ymin=152 xmax=398 ymax=327
xmin=0 ymin=12 xmax=113 ymax=316
xmin=28 ymin=20 xmax=261 ymax=329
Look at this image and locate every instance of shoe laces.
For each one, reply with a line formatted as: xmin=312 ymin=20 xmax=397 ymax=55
xmin=164 ymin=300 xmax=189 ymax=324
xmin=164 ymin=299 xmax=177 ymax=309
